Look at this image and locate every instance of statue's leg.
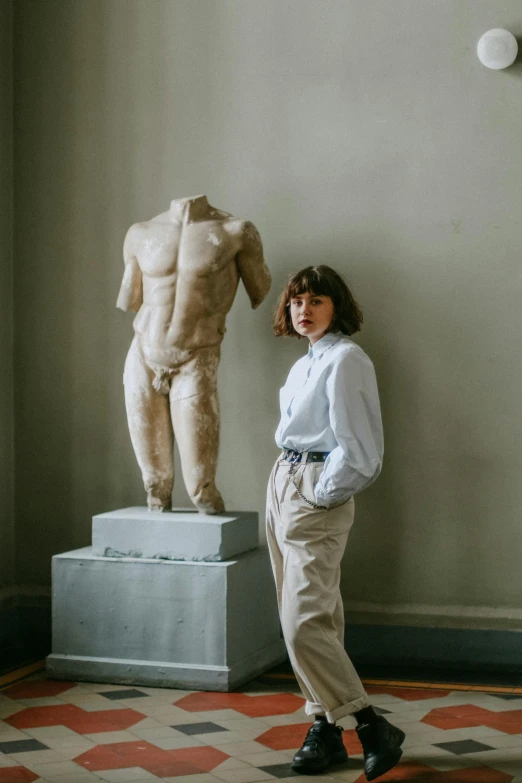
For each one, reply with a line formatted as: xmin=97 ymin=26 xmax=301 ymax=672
xmin=123 ymin=336 xmax=174 ymax=510
xmin=170 ymin=347 xmax=225 ymax=515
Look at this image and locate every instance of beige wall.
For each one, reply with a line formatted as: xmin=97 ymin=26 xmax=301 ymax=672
xmin=0 ymin=0 xmax=14 ymax=594
xmin=13 ymin=1 xmax=522 ymax=625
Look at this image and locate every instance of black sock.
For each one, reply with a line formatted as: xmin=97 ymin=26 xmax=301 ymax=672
xmin=314 ymin=714 xmax=335 ymax=725
xmin=354 ymin=706 xmax=379 ymax=726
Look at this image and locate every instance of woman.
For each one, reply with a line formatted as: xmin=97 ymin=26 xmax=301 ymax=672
xmin=266 ymin=265 xmax=405 ymax=781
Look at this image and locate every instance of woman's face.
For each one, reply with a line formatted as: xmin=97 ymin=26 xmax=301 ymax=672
xmin=289 ymin=291 xmax=335 ymax=345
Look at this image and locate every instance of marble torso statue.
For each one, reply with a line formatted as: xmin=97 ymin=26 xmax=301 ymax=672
xmin=117 ymin=195 xmax=271 ymax=513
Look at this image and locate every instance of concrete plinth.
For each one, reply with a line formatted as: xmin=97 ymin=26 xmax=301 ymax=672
xmin=92 ymin=507 xmax=258 ymax=561
xmin=47 ymin=545 xmax=286 ymax=690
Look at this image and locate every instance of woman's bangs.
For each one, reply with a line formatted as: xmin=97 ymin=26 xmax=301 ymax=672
xmin=288 ymin=269 xmax=331 ymax=299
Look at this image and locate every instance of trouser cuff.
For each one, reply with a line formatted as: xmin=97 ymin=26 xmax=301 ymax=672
xmin=305 ymin=693 xmax=371 ymax=723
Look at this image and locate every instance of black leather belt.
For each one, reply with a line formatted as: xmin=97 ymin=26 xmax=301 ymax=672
xmin=282 ymin=449 xmax=330 ymax=464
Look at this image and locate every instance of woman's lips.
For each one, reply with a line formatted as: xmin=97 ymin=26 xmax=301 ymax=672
xmin=299 ymin=320 xmax=311 ymax=325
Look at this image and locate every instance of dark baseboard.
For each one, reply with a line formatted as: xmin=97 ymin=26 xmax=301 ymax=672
xmin=0 ymin=605 xmax=52 ymax=674
xmin=3 ymin=606 xmax=522 ymax=682
xmin=346 ymin=623 xmax=522 ymax=676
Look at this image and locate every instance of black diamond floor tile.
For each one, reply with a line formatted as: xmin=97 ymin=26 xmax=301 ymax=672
xmin=171 ymin=721 xmax=230 ymax=735
xmin=489 ymin=693 xmax=522 ymax=700
xmin=259 ymin=763 xmax=299 ymax=778
xmin=0 ymin=739 xmax=49 ymax=754
xmin=433 ymin=739 xmax=495 ymax=755
xmin=100 ymin=689 xmax=149 ymax=700
xmin=374 ymin=706 xmax=391 ymax=715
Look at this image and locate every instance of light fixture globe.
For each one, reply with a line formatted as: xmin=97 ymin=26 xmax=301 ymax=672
xmin=477 ymin=28 xmax=518 ymax=70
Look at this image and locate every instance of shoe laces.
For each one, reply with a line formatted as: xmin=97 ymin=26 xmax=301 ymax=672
xmin=304 ymin=721 xmax=341 ymax=749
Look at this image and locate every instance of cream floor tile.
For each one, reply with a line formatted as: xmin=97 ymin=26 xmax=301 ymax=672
xmin=482 ymin=733 xmax=522 ymax=749
xmin=401 ymin=728 xmax=459 ymax=747
xmin=17 ymin=697 xmax=68 ymax=707
xmin=162 ymin=775 xmax=223 ymax=783
xmin=393 ymin=697 xmax=454 ymax=710
xmin=95 ymin=768 xmax=157 ymax=782
xmin=402 ymin=744 xmax=462 ymax=761
xmin=272 ymin=776 xmax=337 ymax=783
xmin=0 ymin=703 xmax=25 ymax=719
xmin=50 ymin=773 xmax=106 ymax=783
xmin=421 ymin=755 xmax=478 ymax=772
xmin=392 ymin=720 xmax=439 ymax=736
xmin=211 ymin=767 xmax=276 ymax=783
xmin=41 ymin=736 xmax=98 ymax=752
xmin=181 ymin=711 xmax=250 ymax=722
xmin=324 ymin=764 xmax=364 ymax=783
xmin=61 ymin=697 xmax=134 ymax=712
xmin=234 ymin=750 xmax=295 ymax=766
xmin=200 ymin=730 xmax=269 ymax=745
xmin=440 ymin=725 xmax=507 ymax=741
xmin=0 ymin=754 xmax=22 ymax=767
xmin=50 ymin=743 xmax=97 ymax=759
xmin=387 ymin=707 xmax=431 ymax=721
xmin=255 ymin=715 xmax=309 ymax=727
xmin=141 ymin=687 xmax=194 ymax=699
xmin=209 ymin=740 xmax=270 ymax=758
xmin=465 ymin=747 xmax=522 ymax=765
xmin=213 ymin=758 xmax=255 ymax=772
xmin=0 ymin=727 xmax=33 ymax=741
xmin=212 ymin=720 xmax=271 ymax=732
xmin=6 ymin=749 xmax=66 ymax=767
xmin=25 ymin=759 xmax=91 ymax=779
xmin=82 ymin=730 xmax=142 ymax=745
xmin=375 ymin=700 xmax=426 ymax=714
xmin=54 ymin=686 xmax=93 ymax=698
xmin=24 ymin=727 xmax=82 ymax=740
xmin=240 ymin=690 xmax=281 ymax=698
xmin=128 ymin=726 xmax=185 ymax=741
xmin=145 ymin=735 xmax=206 ymax=750
xmin=365 ymin=695 xmax=405 ymax=706
xmin=127 ymin=718 xmax=164 ymax=730
xmin=131 ymin=704 xmax=189 ymax=719
xmin=62 ymin=699 xmax=132 ymax=712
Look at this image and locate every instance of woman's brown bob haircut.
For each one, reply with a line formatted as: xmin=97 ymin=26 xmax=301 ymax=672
xmin=273 ymin=265 xmax=363 ymax=338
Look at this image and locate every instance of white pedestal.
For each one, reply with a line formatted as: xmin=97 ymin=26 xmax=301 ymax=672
xmin=92 ymin=507 xmax=258 ymax=561
xmin=47 ymin=510 xmax=286 ymax=691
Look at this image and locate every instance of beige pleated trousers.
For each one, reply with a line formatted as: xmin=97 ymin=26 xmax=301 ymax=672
xmin=266 ymin=456 xmax=371 ymax=723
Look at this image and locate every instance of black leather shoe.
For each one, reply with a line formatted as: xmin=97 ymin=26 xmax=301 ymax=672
xmin=356 ymin=715 xmax=405 ymax=781
xmin=291 ymin=719 xmax=348 ymax=774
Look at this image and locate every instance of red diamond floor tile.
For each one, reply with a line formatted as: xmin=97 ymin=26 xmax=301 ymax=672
xmin=423 ymin=704 xmax=522 ymax=734
xmin=5 ymin=704 xmax=146 ymax=732
xmin=353 ymin=761 xmax=514 ymax=781
xmin=175 ymin=691 xmax=305 ymax=716
xmin=2 ymin=680 xmax=76 ymax=700
xmin=366 ymin=686 xmax=452 ymax=701
xmin=255 ymin=721 xmax=362 ymax=754
xmin=74 ymin=740 xmax=229 ymax=777
xmin=0 ymin=769 xmax=39 ymax=783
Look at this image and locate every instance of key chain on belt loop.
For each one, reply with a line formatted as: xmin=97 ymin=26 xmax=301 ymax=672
xmin=288 ymin=453 xmax=326 ymax=510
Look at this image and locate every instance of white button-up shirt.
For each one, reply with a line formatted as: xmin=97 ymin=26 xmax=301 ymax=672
xmin=275 ymin=332 xmax=384 ymax=507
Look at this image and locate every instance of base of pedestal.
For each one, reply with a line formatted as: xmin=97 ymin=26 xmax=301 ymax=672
xmin=47 ymin=545 xmax=286 ymax=691
xmin=47 ymin=638 xmax=286 ymax=691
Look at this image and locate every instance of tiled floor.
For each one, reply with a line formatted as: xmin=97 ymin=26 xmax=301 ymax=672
xmin=2 ymin=670 xmax=522 ymax=783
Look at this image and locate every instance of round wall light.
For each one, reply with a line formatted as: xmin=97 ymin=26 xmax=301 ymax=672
xmin=477 ymin=28 xmax=518 ymax=69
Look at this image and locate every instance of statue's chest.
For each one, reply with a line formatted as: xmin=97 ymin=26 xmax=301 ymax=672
xmin=138 ymin=223 xmax=232 ymax=276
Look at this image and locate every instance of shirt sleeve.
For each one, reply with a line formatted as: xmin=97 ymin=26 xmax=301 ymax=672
xmin=314 ymin=348 xmax=384 ymax=507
